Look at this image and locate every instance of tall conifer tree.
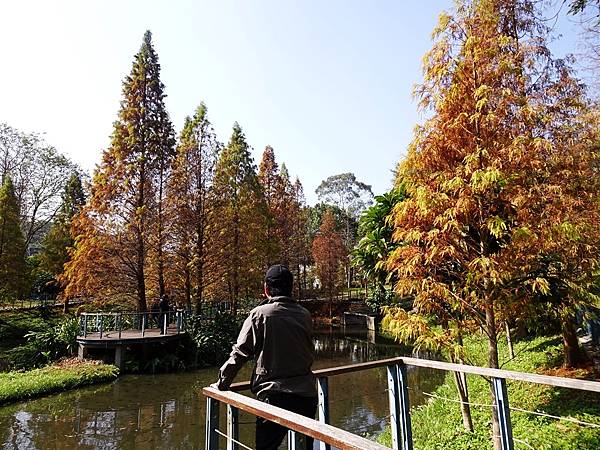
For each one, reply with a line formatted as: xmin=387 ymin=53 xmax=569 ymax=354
xmin=213 ymin=123 xmax=268 ymax=313
xmin=0 ymin=175 xmax=27 ymax=301
xmin=40 ymin=173 xmax=86 ymax=278
xmin=169 ymin=103 xmax=220 ymax=312
xmin=63 ymin=31 xmax=175 ymax=310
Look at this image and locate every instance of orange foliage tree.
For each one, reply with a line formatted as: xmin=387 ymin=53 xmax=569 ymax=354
xmin=168 ymin=103 xmax=221 ymax=312
xmin=62 ymin=31 xmax=175 ymax=311
xmin=383 ymin=1 xmax=600 ymax=447
xmin=213 ymin=123 xmax=269 ymax=313
xmin=312 ymin=209 xmax=346 ymax=316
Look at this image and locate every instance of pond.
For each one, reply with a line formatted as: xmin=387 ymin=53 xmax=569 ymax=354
xmin=0 ymin=327 xmax=445 ymax=449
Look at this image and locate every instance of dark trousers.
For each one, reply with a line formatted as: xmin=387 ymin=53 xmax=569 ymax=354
xmin=256 ymin=393 xmax=318 ymax=450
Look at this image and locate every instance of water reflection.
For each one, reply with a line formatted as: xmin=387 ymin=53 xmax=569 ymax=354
xmin=0 ymin=327 xmax=444 ymax=449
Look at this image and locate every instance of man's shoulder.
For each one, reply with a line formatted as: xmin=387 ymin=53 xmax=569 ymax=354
xmin=250 ymin=298 xmax=311 ymax=317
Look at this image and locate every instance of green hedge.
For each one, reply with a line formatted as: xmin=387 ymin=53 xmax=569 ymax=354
xmin=378 ymin=335 xmax=600 ymax=450
xmin=0 ymin=362 xmax=119 ymax=405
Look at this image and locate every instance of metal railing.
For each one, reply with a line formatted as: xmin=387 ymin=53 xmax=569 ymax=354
xmin=203 ymin=356 xmax=600 ymax=450
xmin=78 ymin=309 xmax=188 ymax=339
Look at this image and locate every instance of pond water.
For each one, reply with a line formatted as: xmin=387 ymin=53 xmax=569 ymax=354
xmin=0 ymin=327 xmax=445 ymax=449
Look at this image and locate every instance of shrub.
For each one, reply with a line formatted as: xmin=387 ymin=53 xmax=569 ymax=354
xmin=186 ymin=311 xmax=239 ymax=366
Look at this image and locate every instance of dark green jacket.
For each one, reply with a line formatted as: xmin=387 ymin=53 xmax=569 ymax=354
xmin=217 ymin=296 xmax=317 ymax=400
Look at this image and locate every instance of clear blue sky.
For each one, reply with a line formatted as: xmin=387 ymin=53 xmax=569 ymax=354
xmin=0 ymin=1 xmax=582 ymax=204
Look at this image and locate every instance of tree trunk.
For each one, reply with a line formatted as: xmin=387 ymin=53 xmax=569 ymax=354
xmin=157 ymin=174 xmax=166 ymax=299
xmin=184 ymin=265 xmax=191 ymax=312
xmin=454 ymin=330 xmax=473 ymax=432
xmin=505 ymin=321 xmax=514 ymax=359
xmin=485 ymin=302 xmax=501 ymax=450
xmin=562 ymin=313 xmax=589 ymax=368
xmin=452 ymin=370 xmax=474 ymax=432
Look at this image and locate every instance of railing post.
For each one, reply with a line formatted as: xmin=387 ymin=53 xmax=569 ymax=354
xmin=492 ymin=377 xmax=514 ymax=450
xmin=83 ymin=315 xmax=88 ymax=338
xmin=287 ymin=430 xmax=304 ymax=450
xmin=142 ymin=313 xmax=146 ymax=337
xmin=388 ymin=363 xmax=413 ymax=450
xmin=205 ymin=397 xmax=220 ymax=450
xmin=317 ymin=376 xmax=331 ymax=450
xmin=118 ymin=313 xmax=122 ymax=339
xmin=227 ymin=404 xmax=239 ymax=450
xmin=98 ymin=313 xmax=103 ymax=338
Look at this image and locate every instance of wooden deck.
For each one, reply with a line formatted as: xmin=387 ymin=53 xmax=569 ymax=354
xmin=77 ymin=326 xmax=182 ymax=346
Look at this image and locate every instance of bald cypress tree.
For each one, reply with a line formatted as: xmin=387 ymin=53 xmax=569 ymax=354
xmin=213 ymin=123 xmax=268 ymax=313
xmin=63 ymin=31 xmax=175 ymax=310
xmin=0 ymin=175 xmax=27 ymax=301
xmin=169 ymin=103 xmax=221 ymax=312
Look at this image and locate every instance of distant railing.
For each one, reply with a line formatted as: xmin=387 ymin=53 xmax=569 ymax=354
xmin=78 ymin=309 xmax=188 ymax=339
xmin=203 ymin=356 xmax=600 ymax=450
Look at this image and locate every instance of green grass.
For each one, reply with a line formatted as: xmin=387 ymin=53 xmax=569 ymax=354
xmin=378 ymin=334 xmax=600 ymax=450
xmin=0 ymin=361 xmax=119 ymax=406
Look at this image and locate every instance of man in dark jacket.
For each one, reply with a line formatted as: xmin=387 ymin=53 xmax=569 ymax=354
xmin=214 ymin=264 xmax=317 ymax=450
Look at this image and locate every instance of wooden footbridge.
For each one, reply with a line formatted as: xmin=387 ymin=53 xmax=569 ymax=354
xmin=203 ymin=356 xmax=600 ymax=450
xmin=76 ymin=310 xmax=189 ymax=368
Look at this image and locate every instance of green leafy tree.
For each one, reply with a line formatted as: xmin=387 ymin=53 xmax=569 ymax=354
xmin=352 ymin=186 xmax=406 ymax=311
xmin=0 ymin=123 xmax=77 ymax=252
xmin=40 ymin=173 xmax=85 ymax=277
xmin=0 ymin=175 xmax=27 ymax=301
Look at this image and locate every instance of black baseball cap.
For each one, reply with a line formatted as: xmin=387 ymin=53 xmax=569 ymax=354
xmin=265 ymin=264 xmax=293 ymax=293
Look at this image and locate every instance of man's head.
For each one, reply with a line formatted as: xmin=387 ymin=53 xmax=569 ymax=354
xmin=264 ymin=264 xmax=293 ymax=297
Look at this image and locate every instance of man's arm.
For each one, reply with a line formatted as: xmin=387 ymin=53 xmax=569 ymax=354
xmin=215 ymin=313 xmax=258 ymax=390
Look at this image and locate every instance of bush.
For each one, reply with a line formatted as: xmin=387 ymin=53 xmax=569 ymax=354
xmin=186 ymin=311 xmax=239 ymax=366
xmin=9 ymin=316 xmax=80 ymax=369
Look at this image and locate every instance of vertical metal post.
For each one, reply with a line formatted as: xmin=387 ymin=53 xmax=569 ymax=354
xmin=397 ymin=363 xmax=413 ymax=450
xmin=83 ymin=315 xmax=88 ymax=338
xmin=118 ymin=313 xmax=122 ymax=339
xmin=287 ymin=430 xmax=304 ymax=450
xmin=317 ymin=376 xmax=331 ymax=450
xmin=492 ymin=377 xmax=514 ymax=450
xmin=388 ymin=364 xmax=413 ymax=450
xmin=142 ymin=313 xmax=146 ymax=337
xmin=99 ymin=314 xmax=103 ymax=338
xmin=205 ymin=397 xmax=220 ymax=450
xmin=227 ymin=404 xmax=239 ymax=450
xmin=176 ymin=311 xmax=181 ymax=333
xmin=163 ymin=312 xmax=167 ymax=334
xmin=387 ymin=364 xmax=402 ymax=450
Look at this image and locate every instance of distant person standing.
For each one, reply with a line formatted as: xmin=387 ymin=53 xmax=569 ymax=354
xmin=159 ymin=294 xmax=170 ymax=334
xmin=213 ymin=264 xmax=317 ymax=450
xmin=150 ymin=299 xmax=160 ymax=329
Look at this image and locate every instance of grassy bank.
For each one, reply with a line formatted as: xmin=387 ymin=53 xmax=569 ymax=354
xmin=378 ymin=334 xmax=600 ymax=450
xmin=0 ymin=359 xmax=119 ymax=406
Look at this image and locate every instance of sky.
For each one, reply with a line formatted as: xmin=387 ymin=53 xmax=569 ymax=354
xmin=0 ymin=1 xmax=584 ymax=205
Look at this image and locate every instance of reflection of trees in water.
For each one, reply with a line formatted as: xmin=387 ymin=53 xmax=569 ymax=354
xmin=0 ymin=375 xmax=207 ymax=450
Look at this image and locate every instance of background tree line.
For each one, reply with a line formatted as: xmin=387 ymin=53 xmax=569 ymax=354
xmin=49 ymin=31 xmax=371 ymax=313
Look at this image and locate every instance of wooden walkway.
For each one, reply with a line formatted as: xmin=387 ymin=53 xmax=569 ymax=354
xmin=78 ymin=325 xmax=181 ymax=343
xmin=76 ymin=310 xmax=188 ymax=368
